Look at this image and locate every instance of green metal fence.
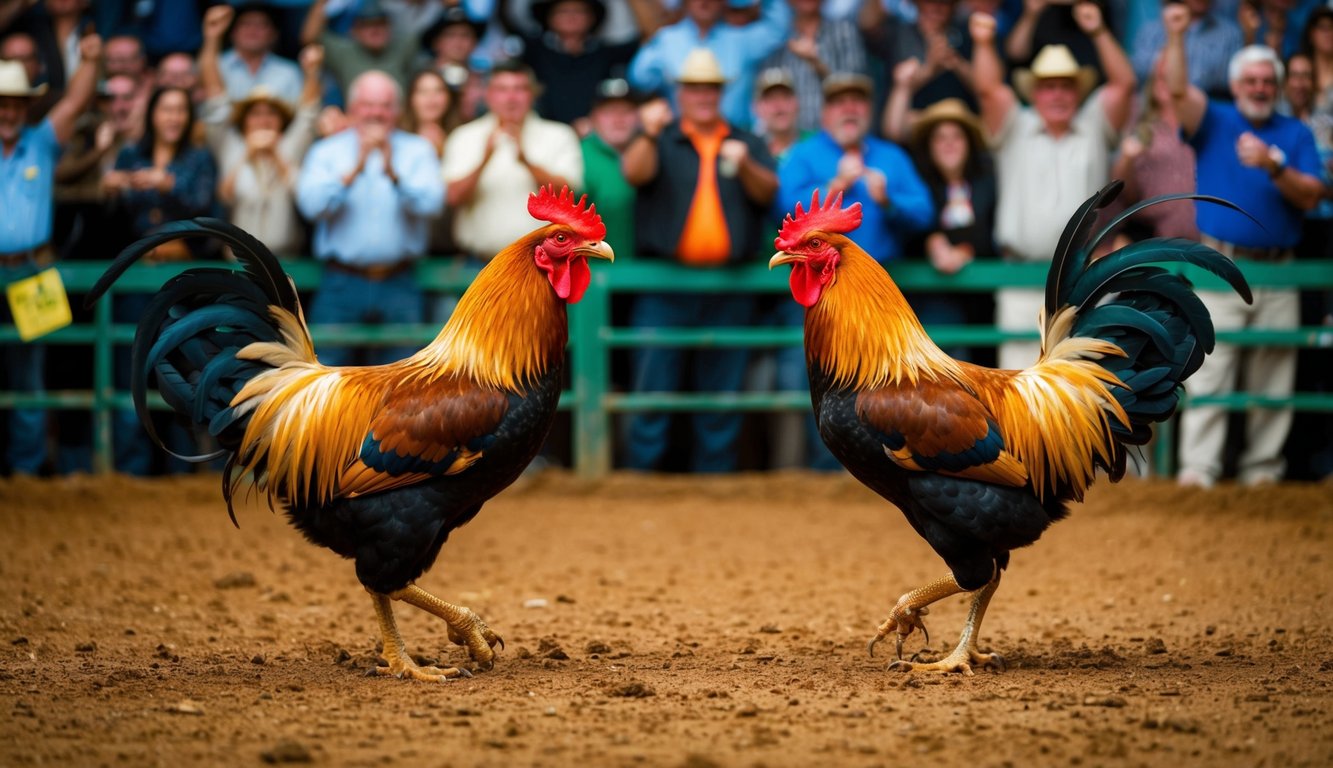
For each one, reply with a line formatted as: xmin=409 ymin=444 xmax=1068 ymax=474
xmin=2 ymin=258 xmax=1330 ymax=477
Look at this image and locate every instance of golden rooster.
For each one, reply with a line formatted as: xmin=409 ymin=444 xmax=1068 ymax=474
xmin=769 ymin=184 xmax=1251 ymax=674
xmin=87 ymin=186 xmax=613 ymax=682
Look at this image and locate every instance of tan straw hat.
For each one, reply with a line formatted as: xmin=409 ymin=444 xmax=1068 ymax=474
xmin=0 ymin=60 xmax=47 ymax=98
xmin=229 ymin=86 xmax=295 ymax=129
xmin=676 ymin=49 xmax=728 ymax=85
xmin=1012 ymin=44 xmax=1098 ymax=103
xmin=910 ymin=97 xmax=985 ymax=151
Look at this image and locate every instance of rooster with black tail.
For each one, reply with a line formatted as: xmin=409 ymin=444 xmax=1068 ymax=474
xmin=769 ymin=183 xmax=1251 ymax=674
xmin=86 ymin=186 xmax=613 ymax=682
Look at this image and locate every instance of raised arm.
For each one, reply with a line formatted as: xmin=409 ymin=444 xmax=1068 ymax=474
xmin=198 ymin=4 xmax=232 ymax=100
xmin=626 ymin=0 xmax=665 ymax=43
xmin=1074 ymin=1 xmax=1135 ymax=132
xmin=301 ymin=0 xmax=330 ymax=47
xmin=622 ymin=99 xmax=672 ymax=186
xmin=1004 ymin=0 xmax=1046 ymax=64
xmin=1161 ymin=2 xmax=1205 ymax=136
xmin=969 ymin=12 xmax=1016 ymax=139
xmin=47 ymin=34 xmax=100 ymax=144
xmin=881 ymin=57 xmax=919 ymax=143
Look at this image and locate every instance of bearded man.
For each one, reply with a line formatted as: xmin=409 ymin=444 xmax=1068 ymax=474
xmin=1161 ymin=2 xmax=1325 ymax=488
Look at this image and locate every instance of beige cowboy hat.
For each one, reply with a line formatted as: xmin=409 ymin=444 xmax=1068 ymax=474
xmin=0 ymin=60 xmax=47 ymax=97
xmin=821 ymin=72 xmax=874 ymax=101
xmin=229 ymin=85 xmax=295 ymax=129
xmin=910 ymin=97 xmax=986 ymax=152
xmin=1012 ymin=44 xmax=1098 ymax=103
xmin=676 ymin=48 xmax=728 ymax=85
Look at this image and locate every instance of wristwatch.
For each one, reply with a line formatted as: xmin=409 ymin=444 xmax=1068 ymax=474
xmin=1267 ymin=146 xmax=1287 ymax=178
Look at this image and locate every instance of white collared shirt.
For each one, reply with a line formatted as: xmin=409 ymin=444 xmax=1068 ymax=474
xmin=991 ymin=87 xmax=1118 ymax=262
xmin=441 ymin=112 xmax=584 ymax=258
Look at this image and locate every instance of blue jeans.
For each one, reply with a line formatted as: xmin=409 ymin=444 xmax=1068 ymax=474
xmin=625 ymin=292 xmax=755 ymax=473
xmin=307 ymin=269 xmax=424 ymax=367
xmin=1 ymin=261 xmax=49 ymax=474
xmin=770 ymin=300 xmax=839 ymax=471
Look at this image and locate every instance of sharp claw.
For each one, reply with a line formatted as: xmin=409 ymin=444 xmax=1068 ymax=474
xmin=866 ymin=635 xmax=879 ymax=658
xmin=366 ymin=667 xmax=380 ymax=677
xmin=458 ymin=667 xmax=473 ymax=679
xmin=894 ymin=632 xmax=906 ymax=660
xmin=887 ymin=660 xmax=913 ymax=673
xmin=495 ymin=635 xmax=505 ymax=651
xmin=989 ymin=653 xmax=1007 ymax=672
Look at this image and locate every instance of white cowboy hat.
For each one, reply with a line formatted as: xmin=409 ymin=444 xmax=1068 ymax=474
xmin=1012 ymin=44 xmax=1098 ymax=103
xmin=676 ymin=49 xmax=728 ymax=85
xmin=0 ymin=60 xmax=47 ymax=98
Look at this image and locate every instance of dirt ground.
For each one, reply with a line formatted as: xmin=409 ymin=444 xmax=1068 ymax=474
xmin=1 ymin=472 xmax=1330 ymax=768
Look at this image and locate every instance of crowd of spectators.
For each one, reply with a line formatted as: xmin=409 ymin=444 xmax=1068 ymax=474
xmin=1 ymin=0 xmax=1330 ymax=482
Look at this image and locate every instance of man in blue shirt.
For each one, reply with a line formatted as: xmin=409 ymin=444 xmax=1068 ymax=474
xmin=0 ymin=33 xmax=99 ymax=475
xmin=1162 ymin=3 xmax=1325 ymax=488
xmin=778 ymin=72 xmax=934 ymax=263
xmin=296 ymin=69 xmax=445 ymax=368
xmin=628 ymin=0 xmax=790 ymax=130
xmin=215 ymin=2 xmax=305 ymax=107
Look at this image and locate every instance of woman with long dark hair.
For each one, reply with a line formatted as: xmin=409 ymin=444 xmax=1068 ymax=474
xmin=102 ymin=85 xmax=217 ymax=475
xmin=904 ymin=98 xmax=997 ymax=363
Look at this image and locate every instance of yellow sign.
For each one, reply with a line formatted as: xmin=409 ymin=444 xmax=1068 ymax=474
xmin=5 ymin=267 xmax=72 ymax=341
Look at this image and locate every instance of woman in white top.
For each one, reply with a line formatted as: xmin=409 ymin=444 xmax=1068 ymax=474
xmin=197 ymin=4 xmax=323 ymax=256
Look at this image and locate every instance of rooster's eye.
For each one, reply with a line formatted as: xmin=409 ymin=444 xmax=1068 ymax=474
xmin=555 ymin=233 xmax=568 ymax=243
xmin=809 ymin=238 xmax=823 ymax=249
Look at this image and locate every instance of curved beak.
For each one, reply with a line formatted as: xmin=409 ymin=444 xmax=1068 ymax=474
xmin=769 ymin=251 xmax=802 ymax=269
xmin=576 ymin=241 xmax=615 ymax=262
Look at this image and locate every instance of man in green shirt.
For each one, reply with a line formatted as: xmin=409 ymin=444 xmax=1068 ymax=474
xmin=579 ymin=77 xmax=640 ymax=260
xmin=302 ymin=0 xmax=418 ymax=92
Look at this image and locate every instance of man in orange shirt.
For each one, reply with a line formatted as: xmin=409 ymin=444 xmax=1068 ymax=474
xmin=621 ymin=48 xmax=779 ymax=472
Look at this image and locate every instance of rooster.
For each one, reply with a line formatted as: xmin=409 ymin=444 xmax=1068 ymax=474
xmin=769 ymin=183 xmax=1251 ymax=674
xmin=86 ymin=186 xmax=613 ymax=682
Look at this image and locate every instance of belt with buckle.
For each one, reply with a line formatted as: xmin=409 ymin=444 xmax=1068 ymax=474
xmin=1201 ymin=235 xmax=1289 ymax=262
xmin=323 ymin=259 xmax=415 ymax=281
xmin=0 ymin=243 xmax=53 ymax=268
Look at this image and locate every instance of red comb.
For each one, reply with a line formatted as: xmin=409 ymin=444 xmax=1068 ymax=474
xmin=528 ymin=185 xmax=606 ymax=241
xmin=775 ymin=190 xmax=862 ymax=250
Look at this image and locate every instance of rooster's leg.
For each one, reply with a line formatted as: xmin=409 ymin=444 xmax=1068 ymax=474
xmin=390 ymin=585 xmax=504 ymax=671
xmin=368 ymin=592 xmax=472 ymax=682
xmin=888 ymin=573 xmax=1005 ymax=676
xmin=867 ymin=574 xmax=964 ymax=660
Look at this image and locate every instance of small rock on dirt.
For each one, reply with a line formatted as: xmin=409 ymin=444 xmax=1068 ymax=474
xmin=1145 ymin=637 xmax=1167 ymax=655
xmin=166 ymin=699 xmax=204 ymax=716
xmin=609 ymin=681 xmax=655 ymax=698
xmin=213 ymin=571 xmax=256 ymax=590
xmin=260 ymin=740 xmax=312 ymax=764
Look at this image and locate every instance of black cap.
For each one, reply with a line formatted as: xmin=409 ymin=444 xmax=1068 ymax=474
xmin=421 ymin=5 xmax=486 ymax=50
xmin=591 ymin=77 xmax=638 ymax=107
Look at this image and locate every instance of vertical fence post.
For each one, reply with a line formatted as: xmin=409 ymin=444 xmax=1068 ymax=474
xmin=570 ymin=269 xmax=611 ymax=478
xmin=92 ymin=287 xmax=114 ymax=474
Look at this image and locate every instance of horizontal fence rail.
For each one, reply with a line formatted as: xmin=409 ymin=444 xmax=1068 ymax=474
xmin=1 ymin=258 xmax=1329 ymax=477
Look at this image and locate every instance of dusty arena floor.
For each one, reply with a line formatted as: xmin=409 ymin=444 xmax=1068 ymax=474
xmin=1 ymin=472 xmax=1330 ymax=767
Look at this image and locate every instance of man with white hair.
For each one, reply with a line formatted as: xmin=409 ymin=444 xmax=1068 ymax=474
xmin=1162 ymin=3 xmax=1324 ymax=488
xmin=296 ymin=69 xmax=445 ymax=367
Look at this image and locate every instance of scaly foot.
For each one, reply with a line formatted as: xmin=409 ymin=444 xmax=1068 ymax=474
xmin=867 ymin=602 xmax=931 ymax=659
xmin=370 ymin=657 xmax=474 ymax=683
xmin=888 ymin=646 xmax=1005 ymax=676
xmin=884 ymin=573 xmax=1004 ymax=676
xmin=866 ymin=575 xmax=964 ymax=659
xmin=445 ymin=606 xmax=505 ymax=670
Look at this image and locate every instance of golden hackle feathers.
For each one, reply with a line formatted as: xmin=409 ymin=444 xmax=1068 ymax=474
xmin=805 ymin=240 xmax=965 ymax=390
xmin=225 ymin=233 xmax=567 ymax=509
